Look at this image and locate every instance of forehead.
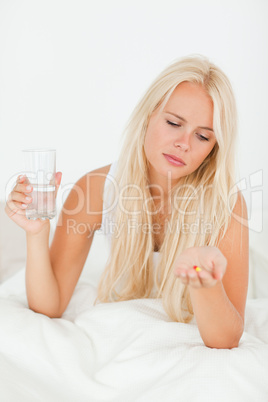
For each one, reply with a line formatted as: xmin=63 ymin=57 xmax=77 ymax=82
xmin=168 ymin=82 xmax=212 ymax=106
xmin=162 ymin=82 xmax=214 ymax=121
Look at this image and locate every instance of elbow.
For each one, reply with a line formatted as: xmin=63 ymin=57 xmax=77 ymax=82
xmin=47 ymin=311 xmax=63 ymax=319
xmin=204 ymin=327 xmax=244 ymax=350
xmin=203 ymin=319 xmax=244 ymax=349
xmin=204 ymin=332 xmax=243 ymax=350
xmin=27 ymin=294 xmax=62 ymax=318
xmin=28 ymin=304 xmax=62 ymax=319
xmin=205 ymin=341 xmax=240 ymax=350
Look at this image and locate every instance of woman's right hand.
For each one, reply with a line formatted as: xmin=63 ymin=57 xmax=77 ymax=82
xmin=5 ymin=172 xmax=62 ymax=234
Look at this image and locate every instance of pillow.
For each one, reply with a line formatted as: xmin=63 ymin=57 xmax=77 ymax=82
xmin=0 ymin=201 xmax=27 ymax=282
xmin=248 ymin=208 xmax=268 ymax=298
xmin=0 ymin=201 xmax=55 ymax=283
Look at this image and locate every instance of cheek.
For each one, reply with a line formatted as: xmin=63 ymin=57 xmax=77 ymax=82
xmin=144 ymin=125 xmax=158 ymax=151
xmin=145 ymin=123 xmax=166 ymax=148
xmin=193 ymin=144 xmax=216 ymax=166
xmin=144 ymin=131 xmax=151 ymax=151
xmin=203 ymin=142 xmax=216 ymax=160
xmin=143 ymin=132 xmax=153 ymax=162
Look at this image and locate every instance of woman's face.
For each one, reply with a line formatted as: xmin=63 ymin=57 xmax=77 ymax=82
xmin=144 ymin=81 xmax=217 ymax=192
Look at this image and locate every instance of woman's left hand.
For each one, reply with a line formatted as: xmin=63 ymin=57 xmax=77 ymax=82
xmin=173 ymin=246 xmax=227 ymax=289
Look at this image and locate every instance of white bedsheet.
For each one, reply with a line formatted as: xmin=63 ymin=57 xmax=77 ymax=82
xmin=0 ymin=268 xmax=268 ymax=402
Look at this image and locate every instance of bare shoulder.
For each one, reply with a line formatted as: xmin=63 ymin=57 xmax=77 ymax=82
xmin=90 ymin=163 xmax=112 ymax=175
xmin=234 ymin=190 xmax=248 ymax=219
xmin=82 ymin=163 xmax=112 ymax=183
xmin=74 ymin=163 xmax=112 ymax=226
xmin=58 ymin=163 xmax=112 ymax=233
xmin=80 ymin=163 xmax=112 ymax=204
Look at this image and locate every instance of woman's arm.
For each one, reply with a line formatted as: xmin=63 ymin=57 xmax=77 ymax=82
xmin=26 ymin=224 xmax=61 ymax=318
xmin=174 ymin=191 xmax=249 ymax=349
xmin=26 ymin=164 xmax=111 ymax=318
xmin=188 ymin=280 xmax=245 ymax=349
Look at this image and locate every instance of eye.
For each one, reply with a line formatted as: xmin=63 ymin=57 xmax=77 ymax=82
xmin=197 ymin=134 xmax=209 ymax=142
xmin=166 ymin=120 xmax=209 ymax=141
xmin=166 ymin=120 xmax=181 ymax=127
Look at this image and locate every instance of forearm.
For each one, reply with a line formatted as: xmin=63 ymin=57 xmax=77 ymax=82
xmin=26 ymin=224 xmax=60 ymax=318
xmin=189 ymin=281 xmax=244 ymax=349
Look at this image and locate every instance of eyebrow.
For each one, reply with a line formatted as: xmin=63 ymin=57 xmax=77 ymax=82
xmin=165 ymin=111 xmax=214 ymax=133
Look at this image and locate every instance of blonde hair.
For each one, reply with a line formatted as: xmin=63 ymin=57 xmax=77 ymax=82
xmin=94 ymin=54 xmax=239 ymax=323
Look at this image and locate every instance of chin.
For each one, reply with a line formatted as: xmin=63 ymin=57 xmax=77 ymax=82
xmin=150 ymin=161 xmax=182 ymax=181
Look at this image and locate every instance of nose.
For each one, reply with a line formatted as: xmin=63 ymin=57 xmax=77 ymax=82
xmin=174 ymin=133 xmax=190 ymax=151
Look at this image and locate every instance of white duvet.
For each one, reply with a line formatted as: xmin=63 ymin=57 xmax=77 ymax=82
xmin=0 ymin=268 xmax=268 ymax=402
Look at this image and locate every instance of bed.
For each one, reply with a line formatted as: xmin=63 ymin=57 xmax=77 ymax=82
xmin=0 ymin=202 xmax=268 ymax=402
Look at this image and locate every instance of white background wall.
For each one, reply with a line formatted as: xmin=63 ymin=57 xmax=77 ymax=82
xmin=0 ymin=0 xmax=267 ymax=226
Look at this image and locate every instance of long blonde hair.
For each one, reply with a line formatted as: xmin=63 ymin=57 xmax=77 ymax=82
xmin=94 ymin=54 xmax=239 ymax=323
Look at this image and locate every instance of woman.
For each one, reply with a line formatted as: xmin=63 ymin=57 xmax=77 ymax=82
xmin=5 ymin=54 xmax=249 ymax=349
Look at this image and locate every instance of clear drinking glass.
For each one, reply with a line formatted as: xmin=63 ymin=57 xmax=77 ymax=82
xmin=22 ymin=148 xmax=56 ymax=220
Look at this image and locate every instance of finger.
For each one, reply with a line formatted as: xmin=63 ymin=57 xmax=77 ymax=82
xmin=178 ymin=271 xmax=189 ymax=286
xmin=174 ymin=263 xmax=190 ymax=286
xmin=175 ymin=266 xmax=218 ymax=288
xmin=191 ymin=262 xmax=220 ymax=287
xmin=199 ymin=246 xmax=226 ymax=280
xmin=5 ymin=199 xmax=27 ymax=217
xmin=16 ymin=175 xmax=30 ymax=185
xmin=213 ymin=268 xmax=224 ymax=281
xmin=187 ymin=269 xmax=203 ymax=288
xmin=174 ymin=263 xmax=188 ymax=278
xmin=210 ymin=250 xmax=227 ymax=281
xmin=55 ymin=172 xmax=62 ymax=186
xmin=198 ymin=269 xmax=218 ymax=288
xmin=17 ymin=175 xmax=25 ymax=183
xmin=48 ymin=172 xmax=61 ymax=186
xmin=55 ymin=172 xmax=62 ymax=197
xmin=9 ymin=189 xmax=33 ymax=205
xmin=12 ymin=183 xmax=33 ymax=195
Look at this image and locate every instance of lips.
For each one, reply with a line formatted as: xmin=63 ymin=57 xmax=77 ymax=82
xmin=163 ymin=154 xmax=186 ymax=165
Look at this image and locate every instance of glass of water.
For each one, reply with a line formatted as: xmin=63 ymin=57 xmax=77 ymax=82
xmin=22 ymin=148 xmax=56 ymax=220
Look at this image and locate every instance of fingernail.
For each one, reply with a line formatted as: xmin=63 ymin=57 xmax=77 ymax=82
xmin=26 ymin=185 xmax=32 ymax=191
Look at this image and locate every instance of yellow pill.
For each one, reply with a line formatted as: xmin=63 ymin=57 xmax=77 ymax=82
xmin=193 ymin=265 xmax=202 ymax=272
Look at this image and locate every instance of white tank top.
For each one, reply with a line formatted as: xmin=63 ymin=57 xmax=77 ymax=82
xmin=101 ymin=161 xmax=160 ymax=268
